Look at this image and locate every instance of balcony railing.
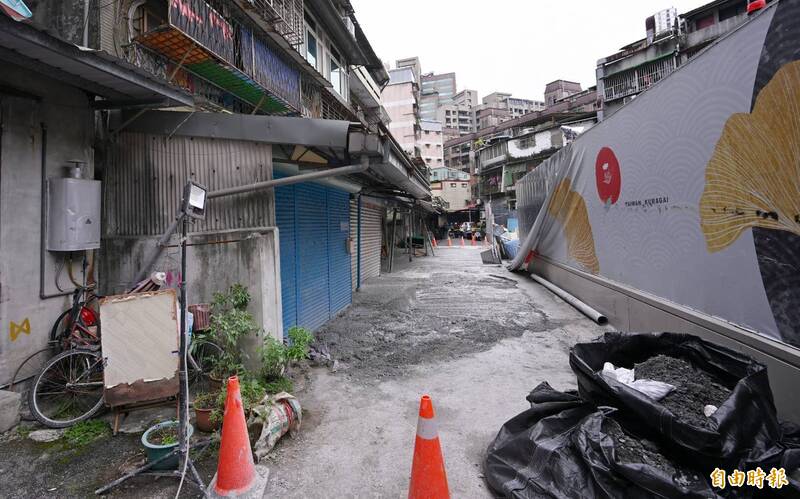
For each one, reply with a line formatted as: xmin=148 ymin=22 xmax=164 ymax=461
xmin=603 ymin=55 xmax=676 ymax=102
xmin=239 ymin=0 xmax=305 ymax=47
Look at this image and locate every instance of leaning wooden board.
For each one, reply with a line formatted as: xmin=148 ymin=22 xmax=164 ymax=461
xmin=100 ymin=289 xmax=180 ymax=407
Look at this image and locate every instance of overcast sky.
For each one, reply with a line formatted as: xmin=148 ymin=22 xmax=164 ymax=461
xmin=351 ymin=0 xmax=710 ymax=101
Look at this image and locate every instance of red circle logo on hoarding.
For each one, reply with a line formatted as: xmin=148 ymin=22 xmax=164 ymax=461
xmin=595 ymin=147 xmax=621 ymax=205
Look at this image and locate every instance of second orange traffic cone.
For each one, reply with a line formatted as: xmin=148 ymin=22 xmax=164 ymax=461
xmin=460 ymin=237 xmax=465 ymax=247
xmin=408 ymin=395 xmax=450 ymax=499
xmin=207 ymin=376 xmax=269 ymax=498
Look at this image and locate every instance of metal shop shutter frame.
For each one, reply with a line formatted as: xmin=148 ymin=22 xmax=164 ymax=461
xmin=350 ymin=198 xmax=358 ymax=292
xmin=360 ymin=202 xmax=383 ymax=283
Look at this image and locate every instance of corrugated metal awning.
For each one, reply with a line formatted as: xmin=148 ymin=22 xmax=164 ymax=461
xmin=0 ymin=14 xmax=193 ymax=107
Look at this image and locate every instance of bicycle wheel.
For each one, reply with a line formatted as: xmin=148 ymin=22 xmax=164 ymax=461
xmin=188 ymin=339 xmax=223 ymax=389
xmin=49 ymin=309 xmax=73 ymax=353
xmin=28 ymin=349 xmax=105 ymax=428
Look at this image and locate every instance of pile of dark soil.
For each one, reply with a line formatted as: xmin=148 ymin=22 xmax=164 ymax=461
xmin=635 ymin=355 xmax=732 ymax=429
xmin=148 ymin=426 xmax=178 ymax=446
xmin=606 ymin=419 xmax=675 ymax=473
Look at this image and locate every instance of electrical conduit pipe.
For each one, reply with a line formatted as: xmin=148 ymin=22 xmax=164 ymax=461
xmin=530 ymin=273 xmax=607 ymax=325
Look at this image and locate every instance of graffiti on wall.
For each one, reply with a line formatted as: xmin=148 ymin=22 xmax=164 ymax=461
xmin=9 ymin=318 xmax=30 ymax=342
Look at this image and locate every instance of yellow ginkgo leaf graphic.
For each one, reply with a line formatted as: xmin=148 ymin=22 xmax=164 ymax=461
xmin=700 ymin=61 xmax=800 ymax=253
xmin=548 ymin=178 xmax=600 ymax=274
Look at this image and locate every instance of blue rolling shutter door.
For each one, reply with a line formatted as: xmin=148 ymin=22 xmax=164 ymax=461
xmin=327 ymin=189 xmax=352 ymax=315
xmin=295 ymin=182 xmax=330 ymax=331
xmin=275 ymin=175 xmax=352 ymax=334
xmin=275 ymin=181 xmax=296 ymax=334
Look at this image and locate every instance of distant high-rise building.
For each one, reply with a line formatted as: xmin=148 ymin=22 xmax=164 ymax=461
xmin=396 ymin=57 xmax=422 ymax=85
xmin=382 ymin=67 xmax=420 ymax=155
xmin=420 ymin=72 xmax=457 ymax=120
xmin=473 ymin=92 xmax=546 ymax=130
xmin=419 ymin=119 xmax=444 ymax=169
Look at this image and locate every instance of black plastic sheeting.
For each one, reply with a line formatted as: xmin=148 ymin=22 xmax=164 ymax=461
xmin=485 ymin=383 xmax=717 ymax=498
xmin=484 ymin=333 xmax=800 ymax=498
xmin=571 ymin=332 xmax=786 ymax=471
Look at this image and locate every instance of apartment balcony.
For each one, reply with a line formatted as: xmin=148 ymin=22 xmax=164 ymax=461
xmin=685 ymin=14 xmax=748 ymax=50
xmin=602 ymin=55 xmax=676 ymax=102
xmin=236 ymin=0 xmax=305 ymax=47
xmin=135 ymin=0 xmax=302 ymax=115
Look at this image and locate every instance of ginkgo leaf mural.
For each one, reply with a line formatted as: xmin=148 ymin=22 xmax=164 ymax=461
xmin=699 ymin=60 xmax=800 ymax=253
xmin=547 ymin=178 xmax=600 ymax=274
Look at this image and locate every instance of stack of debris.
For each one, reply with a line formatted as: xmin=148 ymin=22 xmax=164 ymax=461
xmin=485 ymin=332 xmax=800 ymax=498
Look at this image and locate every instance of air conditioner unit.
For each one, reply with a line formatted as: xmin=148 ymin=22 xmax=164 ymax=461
xmin=343 ymin=16 xmax=355 ymax=37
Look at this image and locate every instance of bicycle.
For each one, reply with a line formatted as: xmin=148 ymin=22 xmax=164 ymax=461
xmin=28 ymin=286 xmax=223 ymax=428
xmin=28 ymin=286 xmax=104 ymax=427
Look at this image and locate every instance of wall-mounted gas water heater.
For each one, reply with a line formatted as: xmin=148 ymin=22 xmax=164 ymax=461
xmin=46 ymin=162 xmax=101 ymax=252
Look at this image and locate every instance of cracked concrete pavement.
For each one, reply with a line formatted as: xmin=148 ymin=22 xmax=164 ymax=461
xmin=265 ymin=246 xmax=606 ymax=498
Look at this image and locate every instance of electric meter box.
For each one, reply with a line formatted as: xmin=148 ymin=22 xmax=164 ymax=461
xmin=47 ymin=177 xmax=102 ymax=251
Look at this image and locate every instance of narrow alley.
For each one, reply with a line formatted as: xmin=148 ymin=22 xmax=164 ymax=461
xmin=266 ymin=246 xmax=600 ymax=498
xmin=1 ymin=1 xmax=799 ymax=497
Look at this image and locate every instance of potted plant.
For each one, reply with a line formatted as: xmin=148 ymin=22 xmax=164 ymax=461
xmin=207 ymin=284 xmax=257 ymax=387
xmin=258 ymin=327 xmax=313 ymax=394
xmin=209 ymin=377 xmax=267 ymax=428
xmin=193 ymin=392 xmax=221 ymax=433
xmin=141 ymin=420 xmax=193 ymax=470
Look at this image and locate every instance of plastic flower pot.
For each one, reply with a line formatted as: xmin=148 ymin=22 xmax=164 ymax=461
xmin=141 ymin=421 xmax=194 ymax=470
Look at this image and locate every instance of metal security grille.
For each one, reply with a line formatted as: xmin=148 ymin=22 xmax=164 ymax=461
xmin=360 ymin=203 xmax=383 ymax=283
xmin=603 ymin=56 xmax=676 ymax=102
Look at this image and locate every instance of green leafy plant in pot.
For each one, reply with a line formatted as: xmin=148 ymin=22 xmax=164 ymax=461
xmin=208 ymin=284 xmax=257 ymax=387
xmin=209 ymin=377 xmax=267 ymax=426
xmin=258 ymin=326 xmax=314 ymax=394
xmin=141 ymin=420 xmax=193 ymax=470
xmin=193 ymin=391 xmax=221 ymax=433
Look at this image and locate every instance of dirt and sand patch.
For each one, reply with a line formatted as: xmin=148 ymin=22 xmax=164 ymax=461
xmin=635 ymin=354 xmax=732 ymax=428
xmin=312 ymin=268 xmax=556 ymax=380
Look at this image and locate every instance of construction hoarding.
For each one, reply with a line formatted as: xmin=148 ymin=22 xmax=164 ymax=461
xmin=515 ymin=1 xmax=800 ymax=349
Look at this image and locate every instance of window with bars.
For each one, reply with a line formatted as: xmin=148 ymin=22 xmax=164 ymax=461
xmin=603 ymin=56 xmax=676 ymax=101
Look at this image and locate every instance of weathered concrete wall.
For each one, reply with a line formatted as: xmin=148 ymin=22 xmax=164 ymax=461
xmin=25 ymin=0 xmax=99 ymax=47
xmin=100 ymin=229 xmax=284 ymax=368
xmin=0 ymin=62 xmax=95 ymax=386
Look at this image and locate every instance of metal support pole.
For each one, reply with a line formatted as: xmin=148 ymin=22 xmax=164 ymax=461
xmin=356 ymin=194 xmax=362 ymax=291
xmin=178 ymin=216 xmax=189 ymax=471
xmin=388 ymin=208 xmax=397 ymax=273
xmin=407 ymin=211 xmax=412 ymax=262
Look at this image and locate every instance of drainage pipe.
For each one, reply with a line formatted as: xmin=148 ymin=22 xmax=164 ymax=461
xmin=133 ymin=156 xmax=371 ymax=284
xmin=207 ymin=157 xmax=369 ymax=199
xmin=530 ymin=273 xmax=608 ymax=325
xmin=39 ymin=123 xmax=72 ymax=300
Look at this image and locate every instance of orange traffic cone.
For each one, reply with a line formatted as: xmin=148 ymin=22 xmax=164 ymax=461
xmin=460 ymin=237 xmax=465 ymax=247
xmin=432 ymin=236 xmax=438 ymax=247
xmin=447 ymin=236 xmax=452 ymax=247
xmin=208 ymin=376 xmax=269 ymax=498
xmin=409 ymin=395 xmax=450 ymax=499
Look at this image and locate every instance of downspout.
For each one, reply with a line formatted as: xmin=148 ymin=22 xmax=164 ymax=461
xmin=356 ymin=193 xmax=362 ymax=291
xmin=82 ymin=0 xmax=90 ymax=47
xmin=39 ymin=123 xmax=71 ymax=300
xmin=133 ymin=156 xmax=371 ymax=284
